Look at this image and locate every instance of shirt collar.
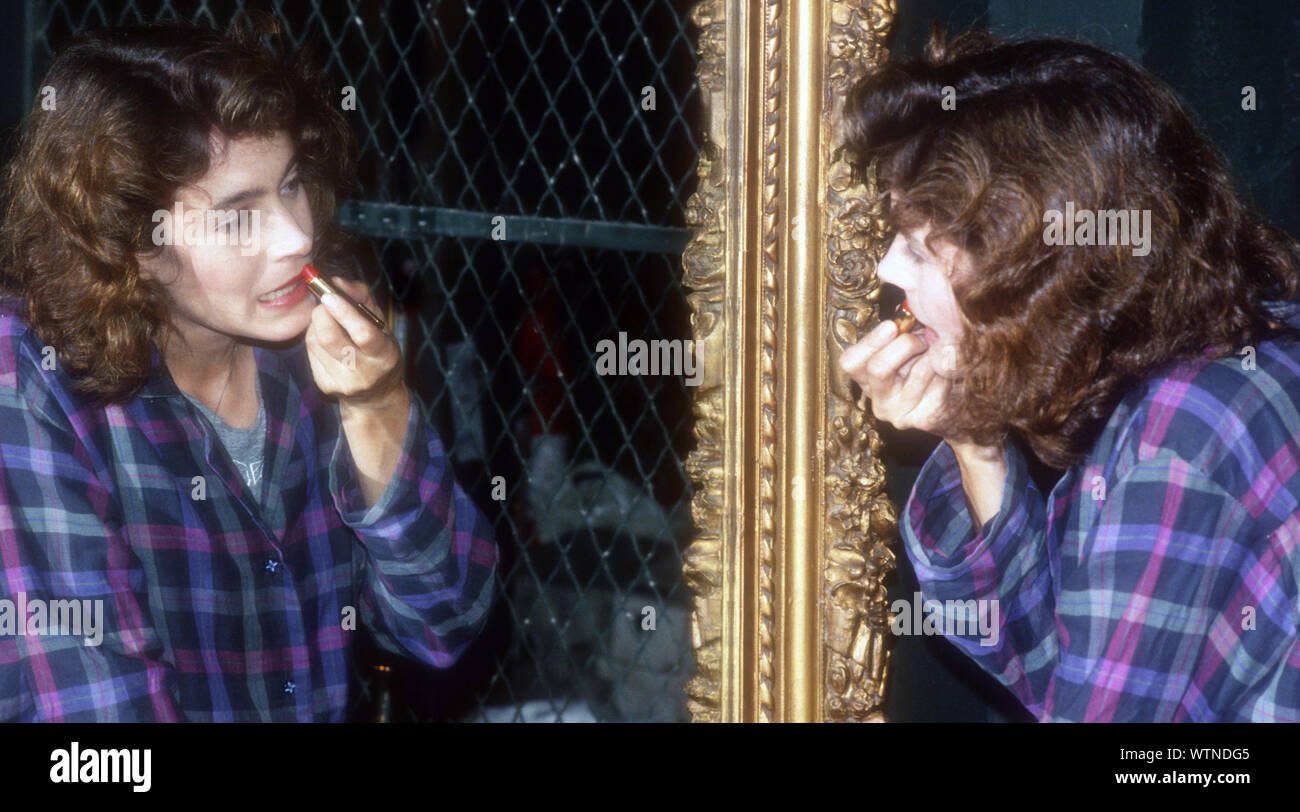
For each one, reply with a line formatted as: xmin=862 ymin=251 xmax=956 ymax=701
xmin=137 ymin=343 xmax=183 ymax=400
xmin=138 ymin=342 xmax=294 ymax=404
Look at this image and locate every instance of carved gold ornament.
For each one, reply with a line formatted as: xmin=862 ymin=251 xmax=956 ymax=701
xmin=682 ymin=0 xmax=899 ymax=722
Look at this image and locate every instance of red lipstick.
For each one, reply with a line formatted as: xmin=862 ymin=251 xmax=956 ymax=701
xmin=300 ymin=264 xmax=388 ymax=331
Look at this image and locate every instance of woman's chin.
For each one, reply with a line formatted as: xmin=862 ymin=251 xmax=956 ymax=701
xmin=250 ymin=312 xmax=313 ymax=344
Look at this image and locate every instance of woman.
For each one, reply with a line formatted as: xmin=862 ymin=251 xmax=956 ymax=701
xmin=0 ymin=18 xmax=497 ymax=721
xmin=839 ymin=28 xmax=1300 ymax=721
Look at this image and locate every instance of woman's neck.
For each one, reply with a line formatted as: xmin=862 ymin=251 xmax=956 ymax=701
xmin=162 ymin=331 xmax=259 ymax=427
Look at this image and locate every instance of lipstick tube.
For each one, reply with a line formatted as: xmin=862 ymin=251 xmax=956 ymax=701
xmin=893 ymin=300 xmax=917 ymax=333
xmin=300 ymin=264 xmax=388 ymax=331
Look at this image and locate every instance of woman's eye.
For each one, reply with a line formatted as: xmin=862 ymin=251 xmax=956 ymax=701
xmin=281 ymin=176 xmax=301 ymax=197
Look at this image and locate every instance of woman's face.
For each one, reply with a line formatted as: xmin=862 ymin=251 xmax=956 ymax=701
xmin=139 ymin=130 xmax=316 ymax=348
xmin=875 ymin=223 xmax=970 ymax=379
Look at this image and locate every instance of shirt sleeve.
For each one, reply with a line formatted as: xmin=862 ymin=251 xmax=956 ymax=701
xmin=902 ymin=439 xmax=1270 ymax=721
xmin=1037 ymin=454 xmax=1271 ymax=721
xmin=327 ymin=395 xmax=498 ymax=669
xmin=900 ymin=438 xmax=1058 ymax=712
xmin=0 ymin=371 xmax=180 ymax=722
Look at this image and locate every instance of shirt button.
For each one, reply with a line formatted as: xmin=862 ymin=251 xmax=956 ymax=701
xmin=283 ymin=681 xmax=296 ymax=695
xmin=265 ymin=559 xmax=281 ymax=574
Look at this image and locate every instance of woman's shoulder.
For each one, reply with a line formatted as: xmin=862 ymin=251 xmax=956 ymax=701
xmin=1104 ymin=322 xmax=1300 ymax=508
xmin=0 ymin=296 xmax=53 ymax=386
xmin=0 ymin=295 xmax=34 ymax=355
xmin=0 ymin=295 xmax=96 ymax=429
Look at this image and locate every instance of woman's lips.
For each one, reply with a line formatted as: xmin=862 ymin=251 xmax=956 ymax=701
xmin=257 ymin=278 xmax=309 ymax=309
xmin=263 ymin=276 xmax=301 ymax=296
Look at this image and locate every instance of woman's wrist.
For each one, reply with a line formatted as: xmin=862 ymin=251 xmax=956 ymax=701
xmin=948 ymin=437 xmax=1004 ymax=463
xmin=339 ymin=380 xmax=410 ymax=422
xmin=947 ymin=437 xmax=1008 ymax=527
xmin=338 ymin=384 xmax=412 ymax=509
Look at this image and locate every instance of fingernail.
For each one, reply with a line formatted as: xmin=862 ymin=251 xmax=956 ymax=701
xmin=321 ymin=293 xmax=341 ymax=309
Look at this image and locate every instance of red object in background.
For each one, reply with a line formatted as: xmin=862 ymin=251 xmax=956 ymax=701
xmin=511 ymin=265 xmax=573 ymax=545
xmin=515 ymin=266 xmax=571 ymax=436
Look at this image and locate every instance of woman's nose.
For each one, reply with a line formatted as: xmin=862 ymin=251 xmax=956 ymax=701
xmin=876 ymin=238 xmax=906 ymax=288
xmin=262 ymin=205 xmax=312 ymax=259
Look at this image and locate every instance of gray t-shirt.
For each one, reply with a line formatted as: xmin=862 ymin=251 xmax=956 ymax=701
xmin=182 ymin=375 xmax=267 ymax=504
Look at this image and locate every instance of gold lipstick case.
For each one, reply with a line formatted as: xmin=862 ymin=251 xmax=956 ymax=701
xmin=303 ymin=273 xmax=389 ymax=331
xmin=893 ymin=302 xmax=917 ymax=333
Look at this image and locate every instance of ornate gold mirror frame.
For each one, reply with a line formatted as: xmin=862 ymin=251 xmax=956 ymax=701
xmin=682 ymin=0 xmax=899 ymax=722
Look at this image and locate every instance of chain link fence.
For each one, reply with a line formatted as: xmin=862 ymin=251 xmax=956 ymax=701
xmin=22 ymin=0 xmax=701 ymax=721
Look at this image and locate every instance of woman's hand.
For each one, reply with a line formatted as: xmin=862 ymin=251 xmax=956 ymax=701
xmin=304 ymin=276 xmax=405 ymax=409
xmin=305 ymin=275 xmax=410 ymax=508
xmin=840 ymin=320 xmax=1008 ymax=525
xmin=839 ymin=319 xmax=952 ymax=433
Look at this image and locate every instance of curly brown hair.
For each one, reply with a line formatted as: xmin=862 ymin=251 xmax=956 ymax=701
xmin=0 ymin=12 xmax=357 ymax=404
xmin=842 ymin=25 xmax=1300 ymax=469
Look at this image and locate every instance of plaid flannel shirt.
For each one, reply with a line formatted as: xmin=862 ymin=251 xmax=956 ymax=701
xmin=0 ymin=297 xmax=498 ymax=721
xmin=902 ymin=299 xmax=1300 ymax=721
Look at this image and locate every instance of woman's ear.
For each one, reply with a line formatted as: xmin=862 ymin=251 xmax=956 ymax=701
xmin=135 ymin=245 xmax=182 ymax=285
xmin=944 ymin=242 xmax=976 ymax=284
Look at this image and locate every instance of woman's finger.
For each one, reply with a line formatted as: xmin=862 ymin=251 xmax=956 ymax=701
xmin=863 ymin=332 xmax=928 ymax=385
xmin=840 ymin=319 xmax=898 ymax=375
xmin=309 ymin=299 xmax=351 ymax=352
xmin=329 ymin=276 xmax=375 ymax=308
xmin=318 ymin=286 xmax=382 ymax=349
xmin=909 ymin=374 xmax=953 ymax=430
xmin=897 ymin=354 xmax=921 ymax=379
xmin=887 ymin=353 xmax=936 ymax=428
xmin=898 ymin=351 xmax=936 ymax=403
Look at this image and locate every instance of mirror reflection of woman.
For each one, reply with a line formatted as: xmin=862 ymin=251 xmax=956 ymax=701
xmin=840 ymin=28 xmax=1300 ymax=721
xmin=0 ymin=17 xmax=497 ymax=721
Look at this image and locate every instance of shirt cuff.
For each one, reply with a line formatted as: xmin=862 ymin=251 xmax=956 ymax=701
xmin=328 ymin=396 xmax=420 ymax=531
